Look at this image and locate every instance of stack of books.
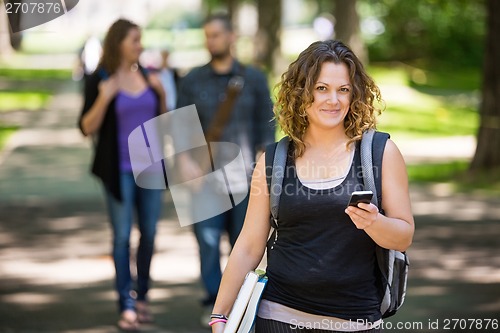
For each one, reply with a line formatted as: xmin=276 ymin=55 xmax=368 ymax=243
xmin=223 ymin=270 xmax=268 ymax=333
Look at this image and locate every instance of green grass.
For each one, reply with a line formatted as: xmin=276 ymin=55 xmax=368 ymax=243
xmin=368 ymin=64 xmax=480 ymax=138
xmin=407 ymin=161 xmax=500 ymax=194
xmin=407 ymin=64 xmax=481 ymax=92
xmin=0 ymin=68 xmax=71 ymax=80
xmin=369 ymin=63 xmax=481 ymax=91
xmin=18 ymin=29 xmax=206 ymax=54
xmin=20 ymin=32 xmax=85 ymax=54
xmin=0 ymin=125 xmax=18 ymax=150
xmin=368 ymin=65 xmax=409 ymax=86
xmin=0 ymin=91 xmax=52 ymax=111
xmin=408 ymin=161 xmax=469 ymax=183
xmin=143 ymin=29 xmax=205 ymax=50
xmin=378 ymin=105 xmax=478 ymax=138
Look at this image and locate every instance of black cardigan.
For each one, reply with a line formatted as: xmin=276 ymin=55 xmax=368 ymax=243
xmin=78 ymin=67 xmax=161 ymax=201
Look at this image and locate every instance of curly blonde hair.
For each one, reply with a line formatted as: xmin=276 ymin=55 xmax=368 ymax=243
xmin=274 ymin=40 xmax=383 ymax=158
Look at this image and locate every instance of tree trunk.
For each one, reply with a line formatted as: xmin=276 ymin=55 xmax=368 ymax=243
xmin=226 ymin=0 xmax=237 ymax=23
xmin=0 ymin=2 xmax=13 ymax=57
xmin=254 ymin=0 xmax=281 ymax=73
xmin=470 ymin=0 xmax=500 ymax=171
xmin=333 ymin=0 xmax=367 ymax=64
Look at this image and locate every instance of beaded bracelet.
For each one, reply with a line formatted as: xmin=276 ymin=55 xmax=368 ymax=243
xmin=210 ymin=314 xmax=229 ymax=320
xmin=208 ymin=318 xmax=228 ymax=326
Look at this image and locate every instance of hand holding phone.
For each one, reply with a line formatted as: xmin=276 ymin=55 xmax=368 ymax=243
xmin=347 ymin=190 xmax=373 ymax=208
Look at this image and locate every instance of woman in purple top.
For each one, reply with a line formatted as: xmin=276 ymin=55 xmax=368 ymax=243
xmin=78 ymin=19 xmax=166 ymax=331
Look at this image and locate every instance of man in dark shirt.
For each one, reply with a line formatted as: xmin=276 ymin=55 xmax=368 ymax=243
xmin=176 ymin=13 xmax=275 ymax=324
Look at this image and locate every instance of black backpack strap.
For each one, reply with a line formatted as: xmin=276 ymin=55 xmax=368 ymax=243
xmin=264 ymin=142 xmax=277 ymax=195
xmin=264 ymin=137 xmax=289 ymax=229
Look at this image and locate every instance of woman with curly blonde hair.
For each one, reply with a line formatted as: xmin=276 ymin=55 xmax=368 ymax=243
xmin=209 ymin=40 xmax=413 ymax=333
xmin=275 ymin=40 xmax=382 ymax=158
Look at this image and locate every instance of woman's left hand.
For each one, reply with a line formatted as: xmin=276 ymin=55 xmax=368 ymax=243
xmin=345 ymin=203 xmax=379 ymax=230
xmin=148 ymin=73 xmax=167 ymax=114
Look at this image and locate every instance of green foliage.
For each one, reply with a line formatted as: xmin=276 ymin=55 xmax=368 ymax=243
xmin=378 ymin=105 xmax=478 ymax=138
xmin=146 ymin=7 xmax=204 ymax=30
xmin=407 ymin=161 xmax=500 ymax=193
xmin=369 ymin=64 xmax=480 ymax=138
xmin=142 ymin=29 xmax=205 ymax=50
xmin=19 ymin=32 xmax=86 ymax=54
xmin=407 ymin=161 xmax=468 ymax=182
xmin=407 ymin=66 xmax=481 ymax=92
xmin=0 ymin=68 xmax=71 ymax=80
xmin=0 ymin=125 xmax=18 ymax=150
xmin=362 ymin=0 xmax=486 ymax=67
xmin=0 ymin=91 xmax=52 ymax=111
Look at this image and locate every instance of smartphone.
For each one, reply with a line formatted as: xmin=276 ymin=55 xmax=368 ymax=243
xmin=347 ymin=190 xmax=373 ymax=208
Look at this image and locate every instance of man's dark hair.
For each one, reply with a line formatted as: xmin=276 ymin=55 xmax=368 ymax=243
xmin=204 ymin=13 xmax=233 ymax=32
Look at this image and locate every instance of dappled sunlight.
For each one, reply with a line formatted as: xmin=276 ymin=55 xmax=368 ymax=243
xmin=477 ymin=299 xmax=500 ymax=312
xmin=402 ymin=183 xmax=500 ymax=320
xmin=409 ymin=286 xmax=448 ymax=297
xmin=1 ymin=291 xmax=61 ymax=308
xmin=150 ymin=219 xmax=201 ymax=284
xmin=410 ymin=185 xmax=500 ymax=220
xmin=0 ymin=145 xmax=102 ymax=201
xmin=411 ymin=246 xmax=500 ymax=284
xmin=45 ymin=215 xmax=92 ymax=231
xmin=411 ymin=199 xmax=496 ymax=221
xmin=92 ymin=289 xmax=116 ymax=302
xmin=379 ymin=84 xmax=439 ymax=109
xmin=148 ymin=285 xmax=200 ymax=301
xmin=397 ymin=136 xmax=476 ymax=164
xmin=0 ymin=257 xmax=115 ymax=285
xmin=409 ymin=197 xmax=500 ymax=285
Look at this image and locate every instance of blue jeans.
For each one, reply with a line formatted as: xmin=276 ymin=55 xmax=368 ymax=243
xmin=104 ymin=172 xmax=162 ymax=312
xmin=193 ymin=194 xmax=249 ymax=305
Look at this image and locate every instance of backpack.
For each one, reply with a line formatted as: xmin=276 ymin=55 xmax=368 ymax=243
xmin=264 ymin=129 xmax=409 ymax=318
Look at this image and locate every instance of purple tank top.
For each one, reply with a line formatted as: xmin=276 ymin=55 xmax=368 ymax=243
xmin=115 ymin=88 xmax=158 ymax=172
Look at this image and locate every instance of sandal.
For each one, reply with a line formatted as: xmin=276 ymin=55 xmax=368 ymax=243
xmin=117 ymin=310 xmax=139 ymax=331
xmin=136 ymin=301 xmax=154 ymax=323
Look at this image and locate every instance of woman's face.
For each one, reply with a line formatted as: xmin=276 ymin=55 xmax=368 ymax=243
xmin=120 ymin=28 xmax=142 ymax=64
xmin=305 ymin=61 xmax=352 ymax=131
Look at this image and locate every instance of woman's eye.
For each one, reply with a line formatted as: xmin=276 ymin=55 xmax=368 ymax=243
xmin=340 ymin=87 xmax=350 ymax=93
xmin=316 ymin=86 xmax=327 ymax=91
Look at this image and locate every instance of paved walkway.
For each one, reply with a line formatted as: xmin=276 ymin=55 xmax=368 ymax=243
xmin=0 ymin=81 xmax=211 ymax=333
xmin=0 ymin=81 xmax=499 ymax=332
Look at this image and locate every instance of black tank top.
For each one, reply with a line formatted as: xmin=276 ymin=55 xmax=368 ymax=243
xmin=263 ymin=142 xmax=381 ymax=322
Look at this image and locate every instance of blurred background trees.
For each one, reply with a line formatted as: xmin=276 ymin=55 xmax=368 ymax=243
xmin=0 ymin=3 xmax=13 ymax=56
xmin=363 ymin=0 xmax=485 ymax=67
xmin=1 ymin=0 xmax=497 ymax=176
xmin=470 ymin=0 xmax=500 ymax=172
xmin=333 ymin=0 xmax=367 ymax=63
xmin=0 ymin=1 xmax=499 ymax=328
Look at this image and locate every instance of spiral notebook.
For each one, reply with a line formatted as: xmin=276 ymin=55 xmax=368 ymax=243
xmin=223 ymin=270 xmax=268 ymax=333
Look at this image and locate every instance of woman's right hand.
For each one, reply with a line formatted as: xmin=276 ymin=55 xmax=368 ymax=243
xmin=80 ymin=75 xmax=119 ymax=136
xmin=98 ymin=76 xmax=119 ymax=101
xmin=211 ymin=322 xmax=226 ymax=333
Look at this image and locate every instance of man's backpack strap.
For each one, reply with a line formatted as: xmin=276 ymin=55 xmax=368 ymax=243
xmin=265 ymin=137 xmax=289 ymax=229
